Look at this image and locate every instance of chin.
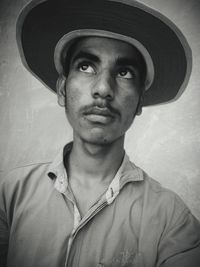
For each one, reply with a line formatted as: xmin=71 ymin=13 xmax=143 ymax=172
xmin=80 ymin=130 xmax=123 ymax=146
xmin=82 ymin=135 xmax=112 ymax=146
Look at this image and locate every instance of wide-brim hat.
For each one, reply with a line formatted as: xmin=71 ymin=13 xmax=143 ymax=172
xmin=16 ymin=0 xmax=192 ymax=106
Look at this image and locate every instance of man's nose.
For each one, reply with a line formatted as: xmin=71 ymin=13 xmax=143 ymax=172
xmin=92 ymin=71 xmax=114 ymax=101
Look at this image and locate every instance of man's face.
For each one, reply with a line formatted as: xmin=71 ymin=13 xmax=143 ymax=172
xmin=59 ymin=37 xmax=145 ymax=145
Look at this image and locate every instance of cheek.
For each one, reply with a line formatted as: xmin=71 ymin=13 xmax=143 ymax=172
xmin=121 ymin=90 xmax=139 ymax=113
xmin=66 ymin=90 xmax=78 ymax=108
xmin=65 ymin=79 xmax=82 ymax=110
xmin=65 ymin=88 xmax=82 ymax=130
xmin=119 ymin=91 xmax=140 ymax=126
xmin=65 ymin=75 xmax=92 ymax=107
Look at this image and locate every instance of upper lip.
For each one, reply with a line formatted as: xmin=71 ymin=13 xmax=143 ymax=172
xmin=84 ymin=106 xmax=114 ymax=117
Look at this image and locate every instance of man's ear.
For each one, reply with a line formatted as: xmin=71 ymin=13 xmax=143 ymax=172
xmin=56 ymin=75 xmax=66 ymax=107
xmin=136 ymin=94 xmax=143 ymax=116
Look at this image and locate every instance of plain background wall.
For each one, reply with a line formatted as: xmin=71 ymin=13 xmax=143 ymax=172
xmin=0 ymin=0 xmax=200 ymax=220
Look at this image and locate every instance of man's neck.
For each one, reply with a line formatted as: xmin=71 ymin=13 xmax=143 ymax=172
xmin=68 ymin=135 xmax=125 ymax=184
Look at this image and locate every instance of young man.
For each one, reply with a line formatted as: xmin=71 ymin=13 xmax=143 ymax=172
xmin=0 ymin=0 xmax=200 ymax=266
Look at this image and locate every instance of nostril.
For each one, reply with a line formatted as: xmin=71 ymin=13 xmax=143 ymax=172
xmin=106 ymin=94 xmax=113 ymax=101
xmin=93 ymin=92 xmax=100 ymax=99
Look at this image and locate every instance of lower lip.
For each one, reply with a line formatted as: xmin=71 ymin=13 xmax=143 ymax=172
xmin=84 ymin=114 xmax=114 ymax=124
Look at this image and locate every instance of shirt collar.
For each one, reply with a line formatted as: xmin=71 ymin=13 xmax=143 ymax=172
xmin=47 ymin=142 xmax=144 ymax=200
xmin=47 ymin=142 xmax=72 ymax=194
xmin=106 ymin=153 xmax=144 ymax=204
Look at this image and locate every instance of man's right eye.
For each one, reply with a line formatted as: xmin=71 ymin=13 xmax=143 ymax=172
xmin=78 ymin=62 xmax=95 ymax=74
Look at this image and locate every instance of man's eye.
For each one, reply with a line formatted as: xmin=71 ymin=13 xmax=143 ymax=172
xmin=117 ymin=68 xmax=134 ymax=79
xmin=78 ymin=63 xmax=95 ymax=74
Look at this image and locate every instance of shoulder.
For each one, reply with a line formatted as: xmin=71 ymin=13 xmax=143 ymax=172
xmin=125 ymin=161 xmax=192 ymax=225
xmin=124 ymin=159 xmax=187 ymax=211
xmin=122 ymin=158 xmax=190 ymax=223
xmin=0 ymin=161 xmax=55 ymax=228
xmin=0 ymin=161 xmax=53 ymax=207
xmin=130 ymin=166 xmax=200 ymax=239
xmin=143 ymin=168 xmax=188 ymax=208
xmin=0 ymin=161 xmax=52 ymax=187
xmin=135 ymin=167 xmax=197 ymax=231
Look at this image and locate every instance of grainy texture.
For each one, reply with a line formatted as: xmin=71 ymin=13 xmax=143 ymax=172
xmin=0 ymin=0 xmax=200 ymax=220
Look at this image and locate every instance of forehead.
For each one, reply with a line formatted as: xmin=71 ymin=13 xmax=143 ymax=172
xmin=70 ymin=36 xmax=143 ymax=62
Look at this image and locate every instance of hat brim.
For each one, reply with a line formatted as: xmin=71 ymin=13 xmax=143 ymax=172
xmin=16 ymin=0 xmax=192 ymax=106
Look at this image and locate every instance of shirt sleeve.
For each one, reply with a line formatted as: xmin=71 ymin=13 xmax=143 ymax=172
xmin=157 ymin=200 xmax=200 ymax=267
xmin=0 ymin=175 xmax=9 ymax=267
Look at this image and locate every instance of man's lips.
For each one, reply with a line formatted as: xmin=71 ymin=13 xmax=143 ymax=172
xmin=84 ymin=106 xmax=114 ymax=117
xmin=83 ymin=106 xmax=116 ymax=123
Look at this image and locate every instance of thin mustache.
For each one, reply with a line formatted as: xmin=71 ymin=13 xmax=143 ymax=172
xmin=82 ymin=103 xmax=120 ymax=117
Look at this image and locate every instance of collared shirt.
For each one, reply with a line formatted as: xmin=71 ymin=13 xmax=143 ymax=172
xmin=0 ymin=143 xmax=200 ymax=267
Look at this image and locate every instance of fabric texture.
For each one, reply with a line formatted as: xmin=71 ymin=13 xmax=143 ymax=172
xmin=0 ymin=143 xmax=200 ymax=267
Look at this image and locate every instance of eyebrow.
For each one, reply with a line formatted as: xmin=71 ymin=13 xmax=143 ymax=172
xmin=71 ymin=51 xmax=100 ymax=65
xmin=115 ymin=58 xmax=141 ymax=71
